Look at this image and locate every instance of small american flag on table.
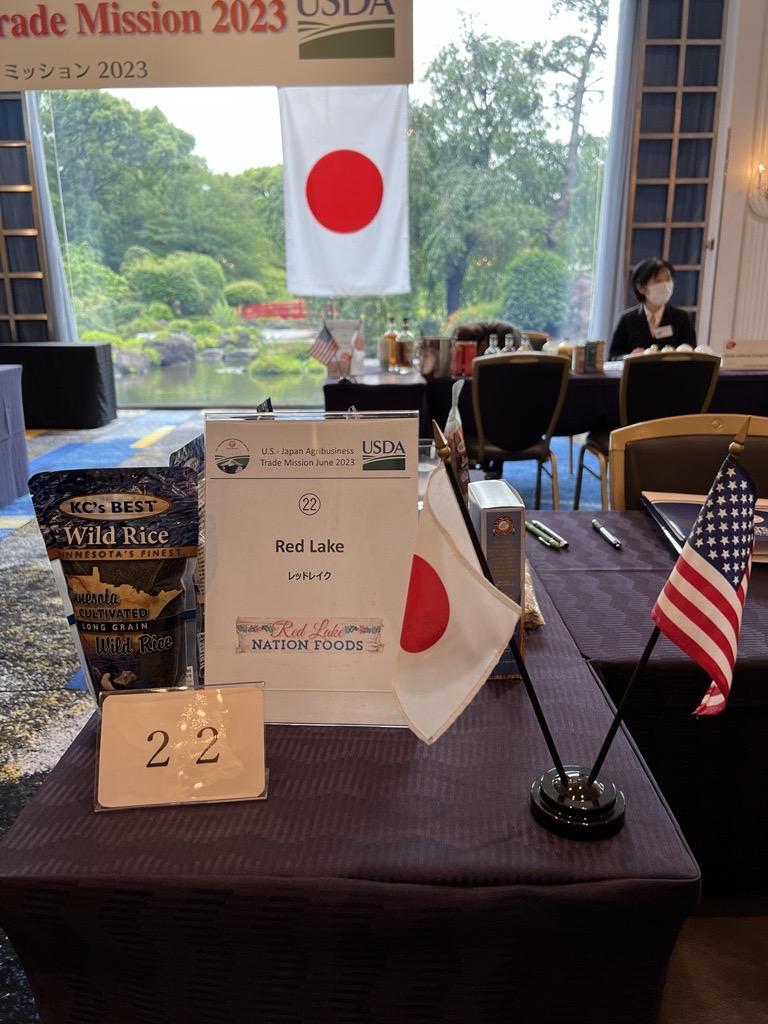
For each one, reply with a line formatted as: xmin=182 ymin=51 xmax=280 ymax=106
xmin=309 ymin=323 xmax=338 ymax=366
xmin=651 ymin=454 xmax=757 ymax=715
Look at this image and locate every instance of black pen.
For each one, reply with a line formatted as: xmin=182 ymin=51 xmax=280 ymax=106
xmin=531 ymin=519 xmax=569 ymax=548
xmin=591 ymin=518 xmax=622 ymax=549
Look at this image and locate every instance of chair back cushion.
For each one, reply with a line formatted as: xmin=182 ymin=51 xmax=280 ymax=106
xmin=623 ymin=434 xmax=768 ymax=509
xmin=621 ymin=353 xmax=719 ymax=426
xmin=473 ymin=355 xmax=569 ymax=453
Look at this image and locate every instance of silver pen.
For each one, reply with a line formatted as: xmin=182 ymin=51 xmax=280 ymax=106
xmin=591 ymin=518 xmax=622 ymax=549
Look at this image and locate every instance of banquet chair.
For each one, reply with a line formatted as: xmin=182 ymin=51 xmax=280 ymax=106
xmin=609 ymin=413 xmax=768 ymax=510
xmin=573 ymin=351 xmax=720 ymax=511
xmin=468 ymin=352 xmax=570 ymax=509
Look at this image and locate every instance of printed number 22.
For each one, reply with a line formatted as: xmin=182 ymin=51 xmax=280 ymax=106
xmin=145 ymin=727 xmax=220 ymax=767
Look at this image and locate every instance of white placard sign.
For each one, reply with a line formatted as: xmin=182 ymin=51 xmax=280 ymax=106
xmin=96 ymin=683 xmax=267 ymax=810
xmin=204 ymin=414 xmax=419 ymax=725
xmin=722 ymin=339 xmax=768 ymax=369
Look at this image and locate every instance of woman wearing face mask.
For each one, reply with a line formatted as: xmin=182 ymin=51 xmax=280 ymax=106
xmin=608 ymin=258 xmax=696 ymax=359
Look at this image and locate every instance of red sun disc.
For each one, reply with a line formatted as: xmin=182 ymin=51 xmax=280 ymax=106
xmin=400 ymin=555 xmax=450 ymax=654
xmin=305 ymin=149 xmax=384 ymax=233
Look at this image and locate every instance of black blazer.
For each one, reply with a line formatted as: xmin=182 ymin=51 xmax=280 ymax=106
xmin=609 ymin=304 xmax=696 ymax=359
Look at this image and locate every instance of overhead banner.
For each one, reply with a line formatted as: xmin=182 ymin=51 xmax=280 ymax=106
xmin=204 ymin=413 xmax=419 ymax=726
xmin=0 ymin=0 xmax=413 ymax=90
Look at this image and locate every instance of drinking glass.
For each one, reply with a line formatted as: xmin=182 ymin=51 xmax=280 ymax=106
xmin=417 ymin=440 xmax=439 ymax=510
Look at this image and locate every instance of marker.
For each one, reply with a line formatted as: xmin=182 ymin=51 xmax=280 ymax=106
xmin=525 ymin=521 xmax=562 ymax=549
xmin=530 ymin=519 xmax=569 ymax=548
xmin=591 ymin=519 xmax=622 ymax=549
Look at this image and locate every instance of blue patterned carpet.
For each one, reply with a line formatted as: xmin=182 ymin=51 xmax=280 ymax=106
xmin=0 ymin=413 xmax=601 ymax=1022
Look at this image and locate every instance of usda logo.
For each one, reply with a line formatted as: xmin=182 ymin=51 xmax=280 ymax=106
xmin=362 ymin=439 xmax=406 ymax=471
xmin=297 ymin=0 xmax=396 ymax=60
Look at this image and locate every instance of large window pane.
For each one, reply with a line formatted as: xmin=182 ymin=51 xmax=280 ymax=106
xmin=0 ymin=320 xmax=12 ymax=341
xmin=688 ymin=0 xmax=724 ymax=38
xmin=38 ymin=3 xmax=619 ymax=407
xmin=641 ymin=93 xmax=676 ymax=133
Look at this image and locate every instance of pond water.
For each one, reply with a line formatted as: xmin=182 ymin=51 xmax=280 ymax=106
xmin=116 ymin=360 xmax=326 ymax=408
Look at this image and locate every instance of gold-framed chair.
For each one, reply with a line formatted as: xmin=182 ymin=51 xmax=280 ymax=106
xmin=609 ymin=413 xmax=768 ymax=510
xmin=573 ymin=350 xmax=721 ymax=510
xmin=468 ymin=352 xmax=571 ymax=509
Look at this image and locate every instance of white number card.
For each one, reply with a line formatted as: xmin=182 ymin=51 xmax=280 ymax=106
xmin=96 ymin=684 xmax=267 ymax=811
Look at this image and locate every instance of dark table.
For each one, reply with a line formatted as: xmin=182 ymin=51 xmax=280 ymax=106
xmin=0 ymin=363 xmax=29 ymax=507
xmin=527 ymin=510 xmax=768 ymax=892
xmin=0 ymin=342 xmax=117 ymax=429
xmin=427 ymin=368 xmax=768 ymax=438
xmin=324 ymin=370 xmax=430 ymax=435
xmin=0 ymin=577 xmax=699 ymax=1024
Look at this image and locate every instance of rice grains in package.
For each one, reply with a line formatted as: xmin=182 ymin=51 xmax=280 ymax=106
xmin=29 ymin=467 xmax=199 ymax=698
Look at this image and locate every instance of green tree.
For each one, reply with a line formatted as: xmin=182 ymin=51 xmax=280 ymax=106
xmin=409 ymin=22 xmax=561 ymax=315
xmin=224 ymin=280 xmax=268 ymax=307
xmin=542 ymin=0 xmax=609 ymax=243
xmin=501 ymin=249 xmax=571 ymax=335
xmin=39 ymin=91 xmax=207 ymax=270
xmin=125 ymin=252 xmax=224 ymax=316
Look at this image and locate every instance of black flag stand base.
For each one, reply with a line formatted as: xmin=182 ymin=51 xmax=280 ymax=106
xmin=530 ymin=766 xmax=626 ymax=840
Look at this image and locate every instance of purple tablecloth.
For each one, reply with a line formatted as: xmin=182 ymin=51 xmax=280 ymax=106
xmin=0 ymin=575 xmax=699 ymax=1023
xmin=0 ymin=364 xmax=28 ymax=507
xmin=427 ymin=368 xmax=768 ymax=438
xmin=527 ymin=510 xmax=768 ymax=891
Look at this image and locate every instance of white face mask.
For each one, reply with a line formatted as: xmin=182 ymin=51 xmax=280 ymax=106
xmin=645 ymin=280 xmax=673 ymax=305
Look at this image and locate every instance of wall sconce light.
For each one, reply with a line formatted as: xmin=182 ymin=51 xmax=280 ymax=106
xmin=748 ymin=162 xmax=768 ymax=218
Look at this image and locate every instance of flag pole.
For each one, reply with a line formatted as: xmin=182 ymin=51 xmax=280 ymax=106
xmin=431 ymin=421 xmax=569 ymax=787
xmin=432 ymin=421 xmax=627 ymax=839
xmin=587 ymin=415 xmax=754 ymax=785
xmin=587 ymin=627 xmax=661 ymax=786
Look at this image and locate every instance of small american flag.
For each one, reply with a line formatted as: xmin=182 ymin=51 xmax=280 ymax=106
xmin=309 ymin=323 xmax=338 ymax=366
xmin=651 ymin=454 xmax=757 ymax=715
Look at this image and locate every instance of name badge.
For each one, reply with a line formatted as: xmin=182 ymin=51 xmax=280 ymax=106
xmin=96 ymin=683 xmax=267 ymax=810
xmin=653 ymin=325 xmax=674 ymax=340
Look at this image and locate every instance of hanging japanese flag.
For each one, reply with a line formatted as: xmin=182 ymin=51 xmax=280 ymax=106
xmin=394 ymin=464 xmax=521 ymax=744
xmin=278 ymin=85 xmax=410 ymax=297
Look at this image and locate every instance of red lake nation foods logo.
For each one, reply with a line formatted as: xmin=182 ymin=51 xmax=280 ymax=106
xmin=215 ymin=438 xmax=250 ymax=475
xmin=297 ymin=0 xmax=396 ymax=60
